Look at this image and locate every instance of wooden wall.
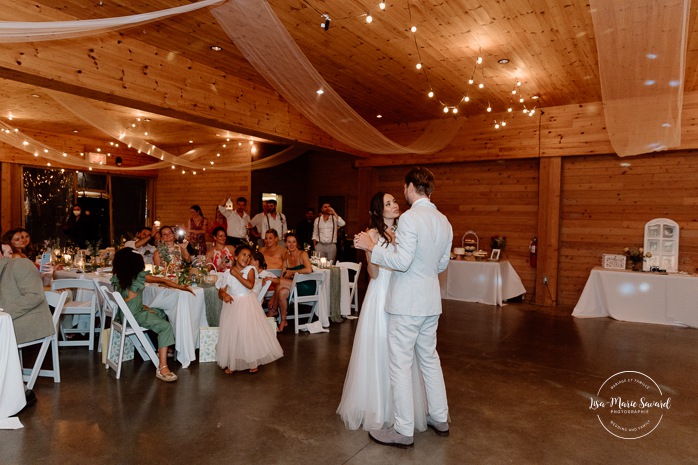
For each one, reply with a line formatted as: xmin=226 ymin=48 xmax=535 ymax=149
xmin=371 ymin=160 xmax=540 ymax=295
xmin=558 ymin=150 xmax=698 ymax=305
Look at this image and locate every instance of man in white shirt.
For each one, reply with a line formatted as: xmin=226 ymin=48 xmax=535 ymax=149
xmin=251 ymin=199 xmax=287 ymax=246
xmin=312 ymin=203 xmax=346 ymax=262
xmin=218 ymin=196 xmax=251 ymax=246
xmin=124 ymin=227 xmax=156 ymax=264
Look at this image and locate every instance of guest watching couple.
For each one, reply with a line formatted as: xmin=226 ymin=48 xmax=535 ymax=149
xmin=124 ymin=227 xmax=157 ymax=264
xmin=111 ymin=247 xmax=194 ymax=382
xmin=153 ymin=225 xmax=191 ymax=267
xmin=206 ymin=227 xmax=235 ymax=272
xmin=218 ymin=197 xmax=251 ymax=246
xmin=0 ymin=239 xmax=54 ymax=346
xmin=337 ymin=192 xmax=428 ymax=432
xmin=267 ymin=232 xmax=313 ymax=333
xmin=312 ymin=203 xmax=345 ymax=262
xmin=2 ymin=229 xmax=33 ymax=260
xmin=259 ymin=229 xmax=284 ymax=270
xmin=187 ymin=205 xmax=208 ymax=256
xmin=354 ymin=167 xmax=452 ymax=449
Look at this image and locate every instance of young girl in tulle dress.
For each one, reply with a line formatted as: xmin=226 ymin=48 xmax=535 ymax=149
xmin=216 ymin=245 xmax=283 ymax=373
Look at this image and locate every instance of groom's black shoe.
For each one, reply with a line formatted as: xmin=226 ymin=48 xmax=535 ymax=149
xmin=426 ymin=416 xmax=449 ymax=437
xmin=369 ymin=427 xmax=414 ymax=450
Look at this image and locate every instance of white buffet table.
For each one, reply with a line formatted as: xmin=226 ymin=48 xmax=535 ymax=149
xmin=0 ymin=312 xmax=26 ymax=424
xmin=52 ymin=270 xmax=207 ymax=367
xmin=439 ymin=260 xmax=526 ymax=306
xmin=573 ymin=267 xmax=698 ymax=327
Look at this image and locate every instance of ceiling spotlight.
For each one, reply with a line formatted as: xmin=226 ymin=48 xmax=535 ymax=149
xmin=189 ymin=140 xmax=193 ymax=143
xmin=317 ymin=89 xmax=324 ymax=95
xmin=411 ymin=26 xmax=417 ymax=33
xmin=531 ymin=95 xmax=539 ymax=100
xmin=31 ymin=94 xmax=40 ymax=98
xmin=210 ymin=45 xmax=223 ymax=52
xmin=321 ymin=13 xmax=330 ymax=31
xmin=72 ymin=129 xmax=79 ymax=133
xmin=377 ymin=114 xmax=382 ymax=118
xmin=366 ymin=14 xmax=373 ymax=23
xmin=416 ymin=63 xmax=422 ymax=70
xmin=498 ymin=58 xmax=509 ymax=64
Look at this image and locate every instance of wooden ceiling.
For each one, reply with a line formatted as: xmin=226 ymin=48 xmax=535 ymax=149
xmin=0 ymin=0 xmax=697 ymax=160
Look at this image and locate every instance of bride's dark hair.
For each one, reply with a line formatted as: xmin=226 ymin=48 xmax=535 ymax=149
xmin=369 ymin=192 xmax=396 ymax=247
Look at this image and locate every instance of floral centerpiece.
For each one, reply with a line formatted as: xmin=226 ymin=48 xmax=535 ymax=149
xmin=624 ymin=246 xmax=651 ymax=271
xmin=490 ymin=235 xmax=507 ymax=250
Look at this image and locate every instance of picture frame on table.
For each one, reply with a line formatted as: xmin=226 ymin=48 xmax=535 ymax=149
xmin=490 ymin=249 xmax=501 ymax=261
xmin=602 ymin=254 xmax=626 ymax=270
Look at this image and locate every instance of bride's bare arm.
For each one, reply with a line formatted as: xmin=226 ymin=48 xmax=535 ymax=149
xmin=366 ymin=229 xmax=380 ymax=279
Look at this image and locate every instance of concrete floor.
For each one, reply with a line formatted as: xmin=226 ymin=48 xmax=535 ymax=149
xmin=2 ymin=299 xmax=697 ymax=465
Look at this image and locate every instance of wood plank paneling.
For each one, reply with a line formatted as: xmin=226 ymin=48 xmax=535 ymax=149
xmin=373 ymin=160 xmax=539 ymax=296
xmin=558 ymin=151 xmax=698 ymax=305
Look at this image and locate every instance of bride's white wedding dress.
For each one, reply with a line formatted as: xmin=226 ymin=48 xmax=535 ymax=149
xmin=337 ymin=237 xmax=428 ymax=431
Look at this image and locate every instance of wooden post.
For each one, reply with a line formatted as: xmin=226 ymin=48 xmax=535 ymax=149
xmin=536 ymin=157 xmax=562 ymax=306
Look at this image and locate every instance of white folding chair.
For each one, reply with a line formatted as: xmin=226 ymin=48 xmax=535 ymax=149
xmin=51 ymin=278 xmax=99 ymax=350
xmin=101 ymin=286 xmax=159 ymax=379
xmin=257 ymin=279 xmax=273 ymax=305
xmin=93 ymin=279 xmax=116 ymax=353
xmin=18 ymin=290 xmax=68 ymax=390
xmin=336 ymin=261 xmax=362 ymax=316
xmin=285 ymin=272 xmax=325 ymax=334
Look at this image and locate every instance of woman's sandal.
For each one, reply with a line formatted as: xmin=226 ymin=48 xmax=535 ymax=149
xmin=156 ymin=365 xmax=178 ymax=382
xmin=277 ymin=320 xmax=288 ymax=333
xmin=224 ymin=368 xmax=233 ymax=375
xmin=249 ymin=368 xmax=258 ymax=374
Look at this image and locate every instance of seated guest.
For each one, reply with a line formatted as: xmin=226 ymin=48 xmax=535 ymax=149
xmin=0 ymin=242 xmax=54 ymax=345
xmin=18 ymin=228 xmax=38 ymax=262
xmin=206 ymin=226 xmax=236 ymax=272
xmin=124 ymin=227 xmax=157 ymax=264
xmin=153 ymin=225 xmax=191 ymax=267
xmin=2 ymin=229 xmax=27 ymax=259
xmin=111 ymin=247 xmax=193 ymax=382
xmin=268 ymin=232 xmax=314 ymax=332
xmin=1 ymin=240 xmax=19 ymax=258
xmin=259 ymin=229 xmax=284 ymax=271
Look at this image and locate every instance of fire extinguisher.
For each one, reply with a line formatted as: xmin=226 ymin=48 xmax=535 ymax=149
xmin=529 ymin=237 xmax=537 ymax=268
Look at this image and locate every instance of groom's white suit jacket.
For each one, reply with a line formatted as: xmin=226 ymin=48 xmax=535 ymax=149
xmin=371 ymin=197 xmax=452 ymax=316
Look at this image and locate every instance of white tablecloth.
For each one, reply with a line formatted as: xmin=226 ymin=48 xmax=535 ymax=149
xmin=52 ymin=270 xmax=206 ymax=367
xmin=573 ymin=267 xmax=698 ymax=327
xmin=438 ymin=260 xmax=526 ymax=306
xmin=309 ymin=267 xmax=332 ymax=327
xmin=0 ymin=312 xmax=26 ymax=420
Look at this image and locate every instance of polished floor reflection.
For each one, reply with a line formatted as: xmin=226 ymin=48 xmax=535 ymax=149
xmin=3 ymin=300 xmax=696 ymax=465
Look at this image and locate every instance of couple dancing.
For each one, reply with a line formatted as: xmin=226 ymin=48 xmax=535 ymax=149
xmin=337 ymin=167 xmax=453 ymax=449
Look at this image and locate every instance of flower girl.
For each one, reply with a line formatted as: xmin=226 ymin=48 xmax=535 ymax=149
xmin=216 ymin=245 xmax=283 ymax=373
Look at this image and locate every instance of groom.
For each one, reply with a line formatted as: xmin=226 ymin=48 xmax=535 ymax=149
xmin=354 ymin=167 xmax=453 ymax=449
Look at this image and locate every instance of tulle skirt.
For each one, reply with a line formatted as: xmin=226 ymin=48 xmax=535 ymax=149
xmin=337 ymin=273 xmax=428 ymax=431
xmin=216 ymin=293 xmax=283 ymax=371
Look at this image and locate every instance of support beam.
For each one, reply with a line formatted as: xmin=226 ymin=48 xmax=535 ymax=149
xmin=535 ymin=157 xmax=562 ymax=306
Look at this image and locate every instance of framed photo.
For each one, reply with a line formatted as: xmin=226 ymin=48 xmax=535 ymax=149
xmin=602 ymin=254 xmax=626 ymax=270
xmin=490 ymin=249 xmax=501 ymax=261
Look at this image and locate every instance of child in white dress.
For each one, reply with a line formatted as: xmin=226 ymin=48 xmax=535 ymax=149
xmin=216 ymin=245 xmax=283 ymax=373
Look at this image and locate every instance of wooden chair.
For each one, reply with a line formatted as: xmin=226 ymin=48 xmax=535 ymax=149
xmin=285 ymin=272 xmax=325 ymax=334
xmin=18 ymin=290 xmax=68 ymax=390
xmin=101 ymin=286 xmax=159 ymax=380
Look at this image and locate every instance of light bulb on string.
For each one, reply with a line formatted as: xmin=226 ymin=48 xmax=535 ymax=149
xmin=468 ymin=79 xmax=474 ymax=85
xmin=427 ymin=90 xmax=434 ymax=98
xmin=379 ymin=2 xmax=386 ymax=9
xmin=478 ymin=83 xmax=484 ymax=89
xmin=501 ymin=121 xmax=507 ymax=127
xmin=416 ymin=63 xmax=422 ymax=70
xmin=443 ymin=107 xmax=449 ymax=113
xmin=452 ymin=108 xmax=458 ymax=114
xmin=411 ymin=26 xmax=417 ymax=33
xmin=512 ymin=89 xmax=517 ymax=95
xmin=477 ymin=56 xmax=483 ymax=64
xmin=495 ymin=122 xmax=500 ymax=129
xmin=519 ymin=98 xmax=524 ymax=103
xmin=487 ymin=104 xmax=492 ymax=112
xmin=517 ymin=81 xmax=522 ymax=87
xmin=508 ymin=107 xmax=513 ymax=112
xmin=366 ymin=13 xmax=373 ymax=23
xmin=464 ymin=96 xmax=470 ymax=102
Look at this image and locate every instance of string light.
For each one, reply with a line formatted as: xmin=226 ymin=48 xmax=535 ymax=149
xmin=366 ymin=13 xmax=373 ymax=23
xmin=379 ymin=1 xmax=386 ymax=9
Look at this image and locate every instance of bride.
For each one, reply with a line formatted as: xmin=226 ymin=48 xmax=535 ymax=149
xmin=337 ymin=192 xmax=428 ymax=431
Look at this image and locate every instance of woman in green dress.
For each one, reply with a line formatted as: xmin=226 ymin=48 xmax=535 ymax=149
xmin=269 ymin=232 xmax=315 ymax=332
xmin=111 ymin=247 xmax=193 ymax=382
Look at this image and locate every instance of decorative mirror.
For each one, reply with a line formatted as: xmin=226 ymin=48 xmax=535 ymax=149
xmin=643 ymin=218 xmax=679 ymax=272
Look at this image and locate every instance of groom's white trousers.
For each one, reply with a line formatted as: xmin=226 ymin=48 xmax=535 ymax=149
xmin=388 ymin=314 xmax=449 ymax=436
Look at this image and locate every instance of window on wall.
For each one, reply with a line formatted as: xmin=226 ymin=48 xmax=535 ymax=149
xmin=22 ymin=167 xmax=149 ymax=247
xmin=22 ymin=167 xmax=75 ymax=246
